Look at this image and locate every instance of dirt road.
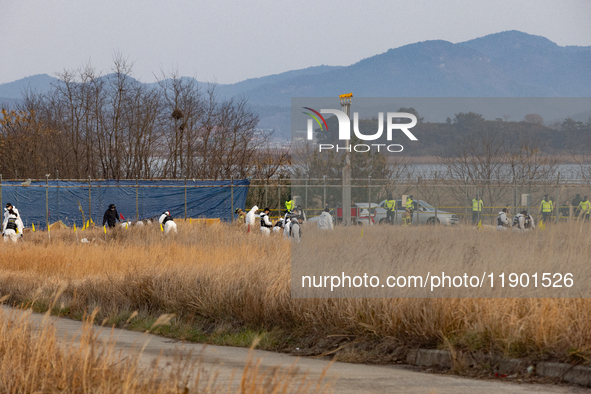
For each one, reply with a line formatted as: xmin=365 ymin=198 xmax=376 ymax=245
xmin=9 ymin=307 xmax=586 ymax=393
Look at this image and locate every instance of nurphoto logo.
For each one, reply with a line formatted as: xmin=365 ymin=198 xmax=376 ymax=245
xmin=302 ymin=107 xmax=418 ymax=153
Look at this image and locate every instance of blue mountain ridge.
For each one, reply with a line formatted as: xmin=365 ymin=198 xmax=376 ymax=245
xmin=1 ymin=30 xmax=590 ymax=138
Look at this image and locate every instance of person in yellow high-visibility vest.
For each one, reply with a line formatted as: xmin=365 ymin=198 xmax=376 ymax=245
xmin=578 ymin=196 xmax=591 ymax=221
xmin=539 ymin=195 xmax=553 ymax=224
xmin=405 ymin=195 xmax=414 ymax=223
xmin=472 ymin=194 xmax=483 ymax=225
xmin=285 ymin=195 xmax=295 ymax=213
xmin=385 ymin=194 xmax=396 ymax=225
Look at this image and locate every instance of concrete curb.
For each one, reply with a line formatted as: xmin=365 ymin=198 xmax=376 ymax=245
xmin=405 ymin=349 xmax=591 ymax=387
xmin=537 ymin=362 xmax=591 ymax=387
xmin=406 ymin=349 xmax=453 ymax=369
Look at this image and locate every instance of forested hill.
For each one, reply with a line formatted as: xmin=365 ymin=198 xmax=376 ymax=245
xmin=1 ymin=30 xmax=590 ymax=141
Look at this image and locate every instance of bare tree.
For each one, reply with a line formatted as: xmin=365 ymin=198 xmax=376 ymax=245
xmin=0 ymin=55 xmax=277 ymax=181
xmin=158 ymin=70 xmax=203 ymax=178
xmin=438 ymin=115 xmax=560 ymax=215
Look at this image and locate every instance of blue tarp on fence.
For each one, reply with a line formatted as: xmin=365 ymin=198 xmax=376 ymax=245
xmin=0 ymin=179 xmax=250 ymax=227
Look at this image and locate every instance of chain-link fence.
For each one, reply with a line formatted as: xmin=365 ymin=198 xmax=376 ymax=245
xmin=284 ymin=177 xmax=591 ymax=225
xmin=3 ymin=176 xmax=591 ymax=228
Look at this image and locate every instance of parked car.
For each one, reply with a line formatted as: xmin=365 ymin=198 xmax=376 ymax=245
xmin=355 ymin=200 xmax=459 ymax=225
xmin=329 ymin=206 xmax=379 ymax=225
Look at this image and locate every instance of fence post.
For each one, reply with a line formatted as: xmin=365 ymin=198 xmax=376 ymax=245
xmin=434 ymin=172 xmax=438 ymax=223
xmin=88 ymin=176 xmax=91 ymax=227
xmin=277 ymin=182 xmax=281 ymax=219
xmin=323 ymin=175 xmax=326 ymax=208
xmin=394 ymin=182 xmax=398 ymax=224
xmin=368 ymin=175 xmax=372 ymax=225
xmin=230 ymin=176 xmax=234 ymax=223
xmin=416 ymin=177 xmax=420 ymax=225
xmin=464 ymin=177 xmax=468 ymax=225
xmin=184 ymin=177 xmax=187 ymax=221
xmin=0 ymin=174 xmax=3 ymax=217
xmin=265 ymin=179 xmax=268 ymax=208
xmin=513 ymin=177 xmax=516 ymax=220
xmin=56 ymin=170 xmax=59 ymax=222
xmin=305 ymin=178 xmax=308 ymax=217
xmin=526 ymin=179 xmax=531 ymax=216
xmin=136 ymin=177 xmax=139 ymax=222
xmin=555 ymin=173 xmax=561 ymax=224
xmin=45 ymin=174 xmax=49 ymax=227
xmin=477 ymin=185 xmax=481 ymax=225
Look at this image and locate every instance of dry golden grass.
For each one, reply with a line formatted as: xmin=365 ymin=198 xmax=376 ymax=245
xmin=0 ymin=305 xmax=203 ymax=393
xmin=2 ymin=221 xmax=591 ymax=367
xmin=0 ymin=303 xmax=332 ymax=393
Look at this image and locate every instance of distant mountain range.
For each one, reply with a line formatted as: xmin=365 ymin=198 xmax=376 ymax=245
xmin=2 ymin=30 xmax=590 ymax=139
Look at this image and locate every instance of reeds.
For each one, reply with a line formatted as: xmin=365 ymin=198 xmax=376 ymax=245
xmin=0 ymin=304 xmax=332 ymax=393
xmin=2 ymin=221 xmax=591 ymax=364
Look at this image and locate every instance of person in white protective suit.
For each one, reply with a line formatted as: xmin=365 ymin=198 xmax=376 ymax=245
xmin=292 ymin=205 xmax=306 ymax=222
xmin=158 ymin=210 xmax=178 ymax=235
xmin=259 ymin=207 xmax=274 ymax=236
xmin=4 ymin=203 xmax=20 ymax=221
xmin=290 ymin=215 xmax=304 ymax=243
xmin=316 ymin=208 xmax=334 ymax=230
xmin=245 ymin=205 xmax=258 ymax=233
xmin=283 ymin=216 xmax=291 ymax=239
xmin=496 ymin=208 xmax=510 ymax=231
xmin=119 ymin=221 xmax=133 ymax=229
xmin=273 ymin=218 xmax=284 ymax=235
xmin=512 ymin=210 xmax=535 ymax=232
xmin=2 ymin=206 xmax=24 ymax=242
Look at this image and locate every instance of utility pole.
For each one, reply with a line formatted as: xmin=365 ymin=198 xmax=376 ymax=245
xmin=340 ymin=93 xmax=353 ymax=226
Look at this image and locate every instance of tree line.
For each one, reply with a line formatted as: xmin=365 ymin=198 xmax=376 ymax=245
xmin=0 ymin=56 xmax=289 ymax=180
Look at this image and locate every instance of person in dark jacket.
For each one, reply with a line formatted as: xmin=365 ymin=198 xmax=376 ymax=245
xmin=572 ymin=194 xmax=582 ymax=217
xmin=102 ymin=204 xmax=120 ymax=228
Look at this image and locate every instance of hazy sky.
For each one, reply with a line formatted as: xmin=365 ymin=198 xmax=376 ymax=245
xmin=2 ymin=0 xmax=590 ymax=85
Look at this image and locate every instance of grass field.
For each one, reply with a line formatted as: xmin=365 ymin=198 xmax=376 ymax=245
xmin=2 ymin=221 xmax=591 ymax=371
xmin=0 ymin=305 xmax=331 ymax=393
